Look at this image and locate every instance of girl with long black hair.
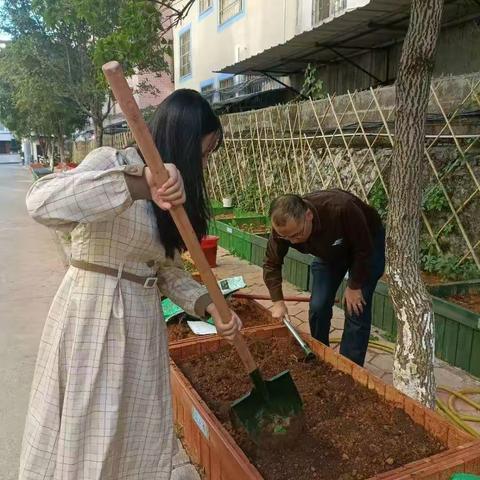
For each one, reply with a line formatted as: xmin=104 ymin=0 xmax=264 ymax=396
xmin=19 ymin=89 xmax=241 ymax=480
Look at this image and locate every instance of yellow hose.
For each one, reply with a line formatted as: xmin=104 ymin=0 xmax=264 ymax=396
xmin=329 ymin=337 xmax=480 ymax=438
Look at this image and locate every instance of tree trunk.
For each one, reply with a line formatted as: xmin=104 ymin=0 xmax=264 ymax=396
xmin=94 ymin=119 xmax=104 ymax=148
xmin=58 ymin=137 xmax=66 ymax=163
xmin=387 ymin=0 xmax=444 ymax=409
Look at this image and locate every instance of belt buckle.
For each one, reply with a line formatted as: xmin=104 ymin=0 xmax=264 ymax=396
xmin=143 ymin=277 xmax=158 ymax=289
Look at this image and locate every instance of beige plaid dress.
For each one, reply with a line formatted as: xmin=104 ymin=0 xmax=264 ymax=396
xmin=20 ymin=147 xmax=209 ymax=480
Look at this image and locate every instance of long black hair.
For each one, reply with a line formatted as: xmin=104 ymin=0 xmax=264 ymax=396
xmin=147 ymin=89 xmax=222 ymax=258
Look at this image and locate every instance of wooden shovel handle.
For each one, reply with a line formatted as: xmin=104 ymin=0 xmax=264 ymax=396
xmin=102 ymin=61 xmax=257 ymax=374
xmin=232 ymin=292 xmax=340 ymax=304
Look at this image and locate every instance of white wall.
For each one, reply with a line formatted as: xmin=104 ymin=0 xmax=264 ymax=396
xmin=173 ymin=0 xmax=298 ymax=91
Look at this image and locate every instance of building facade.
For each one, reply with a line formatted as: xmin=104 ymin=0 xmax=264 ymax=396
xmin=172 ymin=0 xmax=305 ymax=104
xmin=0 ymin=122 xmax=20 ymax=163
xmin=173 ymin=0 xmax=480 ymax=100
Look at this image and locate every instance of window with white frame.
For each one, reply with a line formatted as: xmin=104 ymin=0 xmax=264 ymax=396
xmin=313 ymin=0 xmax=330 ymax=25
xmin=199 ymin=0 xmax=213 ymax=14
xmin=179 ymin=29 xmax=191 ymax=78
xmin=219 ymin=0 xmax=243 ymax=25
xmin=330 ymin=0 xmax=347 ymax=15
xmin=200 ymin=82 xmax=214 ymax=103
xmin=218 ymin=77 xmax=234 ymax=100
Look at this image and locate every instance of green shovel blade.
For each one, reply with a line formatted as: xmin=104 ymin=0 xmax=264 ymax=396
xmin=230 ymin=369 xmax=304 ymax=445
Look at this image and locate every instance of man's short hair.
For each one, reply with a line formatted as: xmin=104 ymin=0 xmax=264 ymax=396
xmin=269 ymin=194 xmax=308 ymax=227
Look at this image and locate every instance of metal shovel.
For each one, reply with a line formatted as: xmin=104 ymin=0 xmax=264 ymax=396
xmin=102 ymin=61 xmax=303 ymax=446
xmin=283 ymin=314 xmax=316 ymax=362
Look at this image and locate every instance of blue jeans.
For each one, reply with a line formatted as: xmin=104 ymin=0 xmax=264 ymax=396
xmin=308 ymin=229 xmax=385 ymax=366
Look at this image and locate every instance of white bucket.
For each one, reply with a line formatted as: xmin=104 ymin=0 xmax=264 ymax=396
xmin=222 ymin=197 xmax=232 ymax=208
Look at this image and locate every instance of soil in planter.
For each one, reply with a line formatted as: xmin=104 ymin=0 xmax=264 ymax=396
xmin=167 ymin=298 xmax=276 ymax=342
xmin=180 ymin=337 xmax=444 ymax=480
xmin=447 ymin=292 xmax=480 ymax=314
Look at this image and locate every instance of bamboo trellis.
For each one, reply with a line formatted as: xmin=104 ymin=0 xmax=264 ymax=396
xmin=71 ymin=73 xmax=480 ymax=270
xmin=208 ymin=73 xmax=480 ymax=270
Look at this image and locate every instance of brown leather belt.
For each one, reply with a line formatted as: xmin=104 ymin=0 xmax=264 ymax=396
xmin=70 ymin=259 xmax=158 ymax=288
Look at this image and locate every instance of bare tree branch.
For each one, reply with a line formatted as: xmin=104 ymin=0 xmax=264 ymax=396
xmin=147 ymin=0 xmax=196 ymax=37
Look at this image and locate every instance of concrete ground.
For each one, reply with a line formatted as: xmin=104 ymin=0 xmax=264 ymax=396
xmin=0 ymin=164 xmax=67 ymax=479
xmin=212 ymin=247 xmax=480 ymax=437
xmin=0 ymin=164 xmax=199 ymax=480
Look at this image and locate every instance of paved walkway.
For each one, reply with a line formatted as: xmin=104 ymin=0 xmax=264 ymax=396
xmin=0 ymin=164 xmax=199 ymax=480
xmin=0 ymin=164 xmax=67 ymax=479
xmin=212 ymin=247 xmax=480 ymax=436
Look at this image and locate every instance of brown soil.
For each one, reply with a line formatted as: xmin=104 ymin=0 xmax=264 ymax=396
xmin=214 ymin=213 xmax=235 ymax=220
xmin=167 ymin=298 xmax=276 ymax=342
xmin=180 ymin=337 xmax=444 ymax=480
xmin=447 ymin=292 xmax=480 ymax=313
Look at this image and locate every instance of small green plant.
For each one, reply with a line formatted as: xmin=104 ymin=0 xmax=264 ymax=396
xmin=422 ymin=184 xmax=448 ymax=212
xmin=368 ymin=180 xmax=388 ymax=220
xmin=237 ymin=180 xmax=261 ymax=213
xmin=300 ymin=64 xmax=325 ymax=100
xmin=421 ymin=252 xmax=480 ymax=281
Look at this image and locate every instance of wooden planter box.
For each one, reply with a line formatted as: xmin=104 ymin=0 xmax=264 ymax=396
xmin=30 ymin=166 xmax=52 ymax=179
xmin=170 ymin=325 xmax=480 ymax=480
xmin=282 ymin=250 xmax=313 ymax=291
xmin=208 ymin=220 xmax=252 ymax=261
xmin=168 ymin=298 xmax=275 ymax=348
xmin=319 ymin=277 xmax=480 ymax=378
xmin=250 ymin=233 xmax=268 ymax=267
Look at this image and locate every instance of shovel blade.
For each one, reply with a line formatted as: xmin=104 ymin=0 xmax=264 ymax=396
xmin=230 ymin=369 xmax=303 ymax=444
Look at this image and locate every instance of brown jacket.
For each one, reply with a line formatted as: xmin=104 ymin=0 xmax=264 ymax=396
xmin=263 ymin=189 xmax=383 ymax=301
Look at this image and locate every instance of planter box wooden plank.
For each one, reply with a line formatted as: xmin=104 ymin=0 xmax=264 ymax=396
xmin=456 ymin=324 xmax=474 ymax=372
xmin=435 ymin=315 xmax=447 ymax=360
xmin=470 ymin=331 xmax=480 ymax=378
xmin=250 ymin=234 xmax=268 ymax=267
xmin=210 ymin=221 xmax=252 ymax=261
xmin=444 ymin=318 xmax=460 ymax=367
xmin=282 ymin=250 xmax=312 ymax=291
xmin=169 ymin=325 xmax=479 ymax=480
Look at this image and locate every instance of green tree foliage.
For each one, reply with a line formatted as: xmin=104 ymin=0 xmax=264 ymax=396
xmin=0 ymin=0 xmax=176 ymax=147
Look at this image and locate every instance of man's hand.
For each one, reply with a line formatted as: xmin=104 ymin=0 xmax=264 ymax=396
xmin=344 ymin=287 xmax=366 ymax=316
xmin=271 ymin=300 xmax=288 ymax=321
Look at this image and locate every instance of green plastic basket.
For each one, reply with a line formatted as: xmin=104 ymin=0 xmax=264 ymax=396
xmin=450 ymin=474 xmax=480 ymax=479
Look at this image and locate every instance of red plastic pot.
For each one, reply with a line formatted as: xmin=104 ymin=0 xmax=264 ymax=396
xmin=200 ymin=235 xmax=219 ymax=268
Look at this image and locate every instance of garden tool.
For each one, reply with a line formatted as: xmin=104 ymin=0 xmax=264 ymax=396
xmin=283 ymin=314 xmax=316 ymax=362
xmin=102 ymin=61 xmax=303 ymax=445
xmin=233 ymin=292 xmax=340 ymax=304
xmin=233 ymin=292 xmax=312 ymax=302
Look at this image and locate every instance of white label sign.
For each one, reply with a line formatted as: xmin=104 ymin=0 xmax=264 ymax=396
xmin=192 ymin=407 xmax=209 ymax=439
